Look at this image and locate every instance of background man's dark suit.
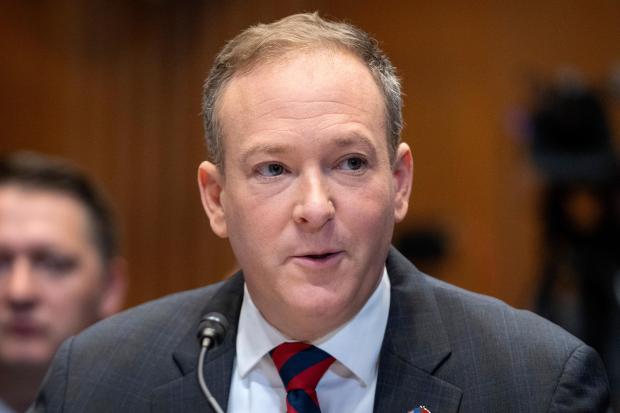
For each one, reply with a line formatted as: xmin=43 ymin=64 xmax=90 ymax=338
xmin=32 ymin=249 xmax=609 ymax=412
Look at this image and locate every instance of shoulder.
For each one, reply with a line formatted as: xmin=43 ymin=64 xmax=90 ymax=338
xmin=76 ymin=281 xmax=224 ymax=348
xmin=61 ymin=284 xmax=219 ymax=376
xmin=385 ymin=248 xmax=609 ymax=410
xmin=427 ymin=276 xmax=609 ymax=410
xmin=428 ymin=274 xmax=579 ymax=351
xmin=31 ymin=281 xmax=230 ymax=411
xmin=31 ymin=273 xmax=246 ymax=412
xmin=387 ymin=247 xmax=583 ymax=357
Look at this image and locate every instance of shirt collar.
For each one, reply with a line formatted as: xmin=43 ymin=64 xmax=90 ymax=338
xmin=235 ymin=267 xmax=390 ymax=386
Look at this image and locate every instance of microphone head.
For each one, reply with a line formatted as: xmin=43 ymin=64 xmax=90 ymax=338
xmin=197 ymin=312 xmax=229 ymax=348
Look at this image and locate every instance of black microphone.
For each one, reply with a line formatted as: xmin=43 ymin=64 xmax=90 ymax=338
xmin=198 ymin=312 xmax=229 ymax=349
xmin=196 ymin=312 xmax=229 ymax=413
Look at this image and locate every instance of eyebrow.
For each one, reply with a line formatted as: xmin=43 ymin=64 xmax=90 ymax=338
xmin=240 ymin=142 xmax=294 ymax=166
xmin=331 ymin=134 xmax=377 ymax=154
xmin=239 ymin=132 xmax=378 ymax=164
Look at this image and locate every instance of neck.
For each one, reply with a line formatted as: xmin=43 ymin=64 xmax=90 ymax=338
xmin=0 ymin=363 xmax=47 ymax=412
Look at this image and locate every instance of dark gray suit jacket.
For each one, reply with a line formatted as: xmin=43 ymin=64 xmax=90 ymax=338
xmin=32 ymin=248 xmax=609 ymax=412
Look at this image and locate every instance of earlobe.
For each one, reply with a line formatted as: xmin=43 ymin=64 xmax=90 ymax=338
xmin=197 ymin=161 xmax=228 ymax=238
xmin=392 ymin=142 xmax=414 ymax=223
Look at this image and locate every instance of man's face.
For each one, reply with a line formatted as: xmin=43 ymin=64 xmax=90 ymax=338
xmin=0 ymin=186 xmax=110 ymax=368
xmin=199 ymin=49 xmax=412 ymax=340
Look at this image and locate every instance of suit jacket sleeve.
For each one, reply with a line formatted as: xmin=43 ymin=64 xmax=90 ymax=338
xmin=548 ymin=344 xmax=609 ymax=412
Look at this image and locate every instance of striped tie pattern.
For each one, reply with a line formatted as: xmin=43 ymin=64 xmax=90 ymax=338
xmin=270 ymin=342 xmax=335 ymax=413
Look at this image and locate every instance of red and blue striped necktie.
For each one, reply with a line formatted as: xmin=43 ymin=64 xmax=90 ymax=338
xmin=270 ymin=342 xmax=335 ymax=413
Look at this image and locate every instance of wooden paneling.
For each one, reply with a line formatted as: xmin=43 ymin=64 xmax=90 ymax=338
xmin=1 ymin=0 xmax=619 ymax=308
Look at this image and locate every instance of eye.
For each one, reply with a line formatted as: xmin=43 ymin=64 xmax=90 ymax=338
xmin=338 ymin=156 xmax=367 ymax=172
xmin=255 ymin=162 xmax=287 ymax=177
xmin=31 ymin=250 xmax=78 ymax=277
xmin=0 ymin=251 xmax=13 ymax=275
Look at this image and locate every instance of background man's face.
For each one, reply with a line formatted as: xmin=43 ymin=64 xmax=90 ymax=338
xmin=199 ymin=49 xmax=412 ymax=340
xmin=0 ymin=185 xmax=109 ymax=368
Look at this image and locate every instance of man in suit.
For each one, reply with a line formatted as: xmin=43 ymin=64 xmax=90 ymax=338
xmin=0 ymin=152 xmax=126 ymax=412
xmin=32 ymin=12 xmax=609 ymax=412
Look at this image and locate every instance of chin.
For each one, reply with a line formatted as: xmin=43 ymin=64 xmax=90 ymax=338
xmin=1 ymin=346 xmax=53 ymax=368
xmin=291 ymin=293 xmax=349 ymax=322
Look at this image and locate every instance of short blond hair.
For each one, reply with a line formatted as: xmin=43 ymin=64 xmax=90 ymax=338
xmin=202 ymin=12 xmax=402 ymax=168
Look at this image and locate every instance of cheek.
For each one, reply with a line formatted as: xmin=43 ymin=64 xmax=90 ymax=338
xmin=344 ymin=185 xmax=394 ymax=226
xmin=45 ymin=276 xmax=103 ymax=329
xmin=225 ymin=192 xmax=290 ymax=244
xmin=342 ymin=195 xmax=396 ymax=260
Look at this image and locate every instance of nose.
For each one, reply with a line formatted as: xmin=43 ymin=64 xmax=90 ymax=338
xmin=292 ymin=170 xmax=335 ymax=230
xmin=5 ymin=257 xmax=39 ymax=309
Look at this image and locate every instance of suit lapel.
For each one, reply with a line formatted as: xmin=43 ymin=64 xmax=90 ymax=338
xmin=374 ymin=248 xmax=462 ymax=412
xmin=149 ymin=249 xmax=462 ymax=412
xmin=151 ymin=272 xmax=245 ymax=412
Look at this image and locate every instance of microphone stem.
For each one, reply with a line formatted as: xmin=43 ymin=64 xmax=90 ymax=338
xmin=197 ymin=345 xmax=226 ymax=413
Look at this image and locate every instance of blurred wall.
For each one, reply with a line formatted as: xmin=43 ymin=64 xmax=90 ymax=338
xmin=1 ymin=0 xmax=619 ymax=308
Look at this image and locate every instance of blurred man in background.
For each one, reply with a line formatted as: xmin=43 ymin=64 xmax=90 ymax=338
xmin=0 ymin=152 xmax=126 ymax=412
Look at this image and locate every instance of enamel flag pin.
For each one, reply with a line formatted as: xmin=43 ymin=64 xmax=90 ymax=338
xmin=409 ymin=406 xmax=431 ymax=413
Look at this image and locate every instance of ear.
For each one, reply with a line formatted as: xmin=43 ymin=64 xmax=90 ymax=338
xmin=98 ymin=257 xmax=128 ymax=319
xmin=392 ymin=142 xmax=414 ymax=223
xmin=197 ymin=161 xmax=228 ymax=238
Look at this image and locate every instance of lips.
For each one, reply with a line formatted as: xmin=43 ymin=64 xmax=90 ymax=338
xmin=303 ymin=252 xmax=340 ymax=260
xmin=294 ymin=248 xmax=342 ymax=258
xmin=5 ymin=320 xmax=45 ymax=337
xmin=290 ymin=250 xmax=345 ymax=268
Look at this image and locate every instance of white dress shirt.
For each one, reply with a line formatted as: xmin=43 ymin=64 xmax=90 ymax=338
xmin=227 ymin=268 xmax=390 ymax=413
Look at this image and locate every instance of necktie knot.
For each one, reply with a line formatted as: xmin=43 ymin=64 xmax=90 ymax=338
xmin=270 ymin=342 xmax=335 ymax=412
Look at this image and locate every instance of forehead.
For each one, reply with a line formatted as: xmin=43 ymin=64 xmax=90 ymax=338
xmin=0 ymin=185 xmax=93 ymax=251
xmin=217 ymin=49 xmax=386 ymax=150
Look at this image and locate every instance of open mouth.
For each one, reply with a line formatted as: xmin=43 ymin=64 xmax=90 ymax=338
xmin=295 ymin=251 xmax=344 ymax=263
xmin=305 ymin=252 xmax=338 ymax=260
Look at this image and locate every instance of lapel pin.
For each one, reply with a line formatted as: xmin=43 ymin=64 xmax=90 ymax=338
xmin=409 ymin=406 xmax=431 ymax=413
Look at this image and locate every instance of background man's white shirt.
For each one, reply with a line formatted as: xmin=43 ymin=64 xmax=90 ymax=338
xmin=227 ymin=268 xmax=391 ymax=413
